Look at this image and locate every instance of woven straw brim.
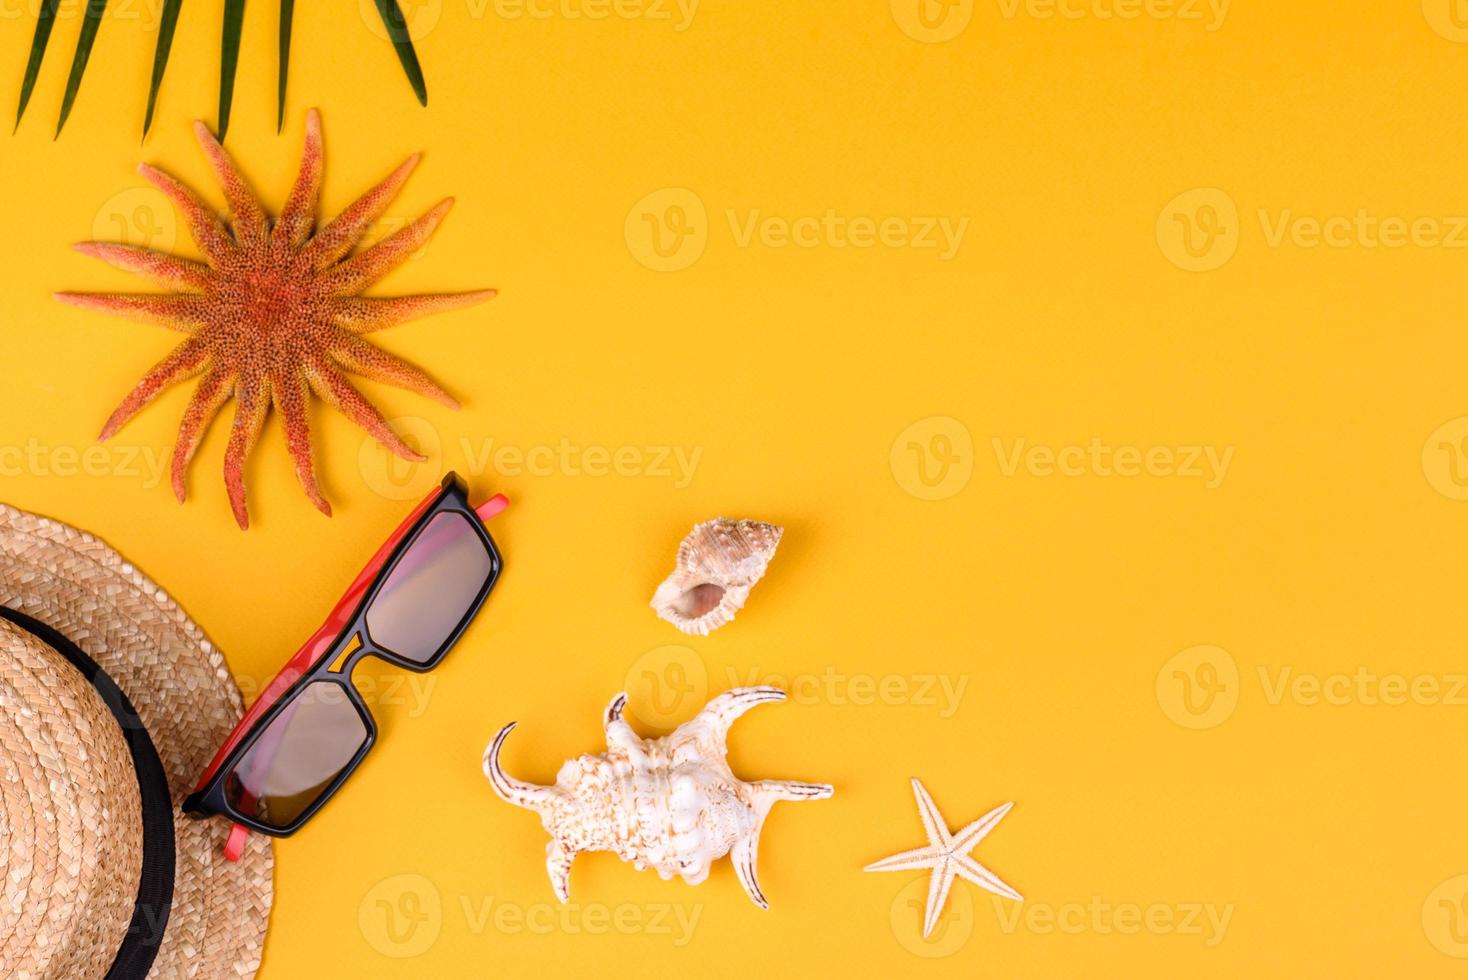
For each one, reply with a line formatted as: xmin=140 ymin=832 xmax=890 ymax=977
xmin=0 ymin=504 xmax=272 ymax=978
xmin=0 ymin=617 xmax=143 ymax=978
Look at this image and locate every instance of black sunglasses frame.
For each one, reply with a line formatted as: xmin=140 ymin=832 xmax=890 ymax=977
xmin=183 ymin=474 xmax=503 ymax=835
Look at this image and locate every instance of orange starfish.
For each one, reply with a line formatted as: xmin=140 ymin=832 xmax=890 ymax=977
xmin=57 ymin=110 xmax=493 ymax=529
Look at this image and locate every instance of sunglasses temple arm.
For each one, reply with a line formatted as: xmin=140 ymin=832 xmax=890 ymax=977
xmin=475 ymin=493 xmax=509 ymax=522
xmin=223 ymin=697 xmax=303 ymax=860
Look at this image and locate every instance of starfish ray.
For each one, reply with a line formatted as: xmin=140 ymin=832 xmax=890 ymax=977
xmin=57 ymin=109 xmax=494 ymax=529
xmin=864 ymin=778 xmax=1022 ymax=939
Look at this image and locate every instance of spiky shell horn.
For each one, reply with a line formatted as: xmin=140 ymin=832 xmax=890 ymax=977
xmin=483 ymin=722 xmax=564 ymax=812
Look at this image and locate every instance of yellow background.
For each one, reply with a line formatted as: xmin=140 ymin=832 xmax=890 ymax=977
xmin=1 ymin=0 xmax=1466 ymax=975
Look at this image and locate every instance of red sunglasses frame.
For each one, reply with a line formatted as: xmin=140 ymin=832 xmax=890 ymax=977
xmin=185 ymin=473 xmax=507 ymax=858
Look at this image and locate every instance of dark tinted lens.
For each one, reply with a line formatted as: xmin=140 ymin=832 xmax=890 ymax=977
xmin=224 ymin=681 xmax=368 ymax=829
xmin=365 ymin=510 xmax=492 ymax=663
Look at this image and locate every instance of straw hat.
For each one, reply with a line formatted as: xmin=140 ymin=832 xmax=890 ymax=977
xmin=0 ymin=503 xmax=272 ymax=978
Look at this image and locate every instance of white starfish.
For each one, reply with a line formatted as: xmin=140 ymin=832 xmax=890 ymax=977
xmin=863 ymin=778 xmax=1022 ymax=939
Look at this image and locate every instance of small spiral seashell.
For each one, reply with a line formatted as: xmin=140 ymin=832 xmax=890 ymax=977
xmin=650 ymin=518 xmax=783 ymax=635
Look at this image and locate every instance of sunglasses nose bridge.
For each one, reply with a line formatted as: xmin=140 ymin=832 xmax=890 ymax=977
xmin=326 ymin=630 xmax=367 ymax=677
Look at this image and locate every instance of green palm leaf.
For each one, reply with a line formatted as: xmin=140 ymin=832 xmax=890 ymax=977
xmin=15 ymin=0 xmax=60 ymax=132
xmin=56 ymin=0 xmax=109 ymax=137
xmin=278 ymin=0 xmax=294 ymax=131
xmin=16 ymin=0 xmax=432 ymax=138
xmin=374 ymin=0 xmax=427 ymax=105
xmin=143 ymin=0 xmax=184 ymax=139
xmin=218 ymin=0 xmax=246 ymax=140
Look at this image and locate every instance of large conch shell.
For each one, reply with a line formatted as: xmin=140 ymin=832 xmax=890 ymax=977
xmin=484 ymin=687 xmax=832 ymax=908
xmin=650 ymin=518 xmax=783 ymax=635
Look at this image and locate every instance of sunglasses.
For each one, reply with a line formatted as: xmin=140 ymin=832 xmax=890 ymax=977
xmin=184 ymin=473 xmax=505 ymax=858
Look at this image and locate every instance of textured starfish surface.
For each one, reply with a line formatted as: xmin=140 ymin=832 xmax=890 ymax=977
xmin=57 ymin=109 xmax=493 ymax=529
xmin=864 ymin=778 xmax=1022 ymax=939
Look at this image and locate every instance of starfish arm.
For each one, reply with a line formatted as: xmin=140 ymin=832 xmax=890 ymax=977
xmin=910 ymin=778 xmax=953 ymax=849
xmin=305 ymin=359 xmax=426 ymax=462
xmin=863 ymin=845 xmax=941 ymax=873
xmin=953 ymin=854 xmax=1022 ymax=902
xmin=170 ymin=367 xmax=234 ymax=502
xmin=71 ymin=242 xmax=212 ymax=289
xmin=192 ymin=120 xmax=268 ymax=245
xmin=137 ymin=163 xmax=235 ymax=264
xmin=271 ymin=371 xmax=331 ymax=516
xmin=54 ymin=292 xmax=209 ymax=331
xmin=328 ymin=333 xmax=458 ymax=409
xmin=323 ymin=198 xmax=453 ymax=294
xmin=301 ymin=154 xmax=420 ymax=269
xmin=274 ymin=108 xmax=323 ymax=248
xmin=922 ymin=860 xmax=957 ymax=940
xmin=329 ymin=291 xmax=496 ymax=333
xmin=99 ymin=337 xmax=211 ymax=439
xmin=223 ymin=378 xmax=270 ymax=530
xmin=951 ymin=801 xmax=1014 ymax=853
